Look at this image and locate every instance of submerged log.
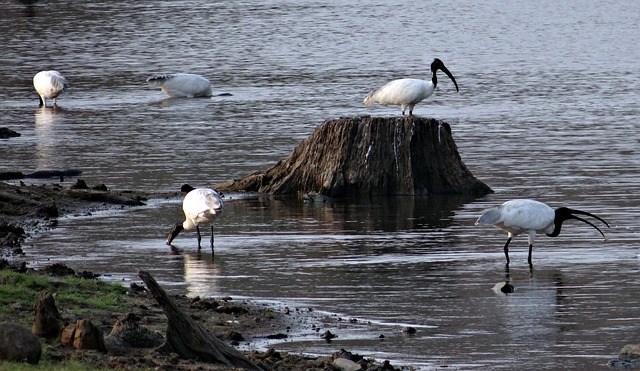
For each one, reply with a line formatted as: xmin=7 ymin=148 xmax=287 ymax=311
xmin=0 ymin=169 xmax=82 ymax=180
xmin=0 ymin=127 xmax=21 ymax=139
xmin=137 ymin=271 xmax=260 ymax=370
xmin=216 ymin=116 xmax=492 ymax=197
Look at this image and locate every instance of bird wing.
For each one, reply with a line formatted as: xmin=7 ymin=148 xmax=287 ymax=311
xmin=202 ymin=189 xmax=223 ymax=213
xmin=147 ymin=73 xmax=212 ymax=97
xmin=182 ymin=188 xmax=223 ymax=227
xmin=479 ymin=199 xmax=554 ymax=232
xmin=184 ymin=188 xmax=223 ymax=214
xmin=49 ymin=71 xmax=68 ymax=93
xmin=364 ymin=79 xmax=430 ymax=106
xmin=34 ymin=71 xmax=67 ymax=97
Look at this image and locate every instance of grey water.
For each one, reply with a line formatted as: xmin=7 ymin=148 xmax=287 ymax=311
xmin=1 ymin=0 xmax=640 ymax=369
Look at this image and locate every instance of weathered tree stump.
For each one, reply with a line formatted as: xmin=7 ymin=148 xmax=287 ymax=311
xmin=104 ymin=312 xmax=164 ymax=350
xmin=137 ymin=271 xmax=261 ymax=370
xmin=215 ymin=116 xmax=492 ymax=197
xmin=31 ymin=292 xmax=65 ymax=339
xmin=60 ymin=319 xmax=106 ymax=352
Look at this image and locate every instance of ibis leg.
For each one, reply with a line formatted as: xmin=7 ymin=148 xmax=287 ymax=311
xmin=503 ymin=237 xmax=512 ymax=265
xmin=528 ymin=244 xmax=533 ymax=266
xmin=210 ymin=225 xmax=214 ymax=254
xmin=196 ymin=226 xmax=202 ymax=251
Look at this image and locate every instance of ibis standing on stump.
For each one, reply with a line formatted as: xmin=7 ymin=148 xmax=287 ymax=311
xmin=363 ymin=58 xmax=459 ymax=116
xmin=33 ymin=70 xmax=68 ymax=107
xmin=475 ymin=199 xmax=610 ymax=266
xmin=147 ymin=73 xmax=213 ymax=98
xmin=166 ymin=186 xmax=223 ymax=253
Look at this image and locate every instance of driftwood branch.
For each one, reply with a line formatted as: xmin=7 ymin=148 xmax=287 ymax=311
xmin=138 ymin=271 xmax=261 ymax=370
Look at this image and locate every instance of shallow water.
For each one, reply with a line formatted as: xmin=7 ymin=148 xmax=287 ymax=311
xmin=2 ymin=0 xmax=640 ymax=369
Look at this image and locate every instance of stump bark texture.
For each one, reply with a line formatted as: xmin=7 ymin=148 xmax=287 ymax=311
xmin=138 ymin=271 xmax=260 ymax=370
xmin=60 ymin=319 xmax=106 ymax=352
xmin=216 ymin=116 xmax=492 ymax=197
xmin=31 ymin=292 xmax=64 ymax=339
xmin=104 ymin=312 xmax=164 ymax=350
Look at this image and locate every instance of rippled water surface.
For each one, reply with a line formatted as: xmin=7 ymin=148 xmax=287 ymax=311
xmin=2 ymin=0 xmax=640 ymax=369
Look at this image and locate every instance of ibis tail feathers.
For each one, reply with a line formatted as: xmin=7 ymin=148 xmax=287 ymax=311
xmin=475 ymin=207 xmax=503 ymax=225
xmin=146 ymin=74 xmax=176 ymax=87
xmin=363 ymin=89 xmax=379 ymax=107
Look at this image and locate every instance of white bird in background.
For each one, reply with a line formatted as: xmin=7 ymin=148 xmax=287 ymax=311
xmin=475 ymin=199 xmax=610 ymax=266
xmin=166 ymin=185 xmax=224 ymax=253
xmin=33 ymin=70 xmax=68 ymax=107
xmin=363 ymin=58 xmax=459 ymax=116
xmin=146 ymin=73 xmax=212 ymax=98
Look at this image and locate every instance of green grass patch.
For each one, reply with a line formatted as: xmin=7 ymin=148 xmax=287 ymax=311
xmin=54 ymin=276 xmax=128 ymax=315
xmin=0 ymin=269 xmax=129 ymax=322
xmin=0 ymin=271 xmax=51 ymax=320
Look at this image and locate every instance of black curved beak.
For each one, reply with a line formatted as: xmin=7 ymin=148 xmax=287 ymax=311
xmin=439 ymin=65 xmax=459 ymax=93
xmin=568 ymin=209 xmax=610 ymax=241
xmin=166 ymin=224 xmax=183 ymax=245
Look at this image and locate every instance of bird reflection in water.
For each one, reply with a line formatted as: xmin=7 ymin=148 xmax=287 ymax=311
xmin=182 ymin=251 xmax=221 ymax=298
xmin=34 ymin=106 xmax=66 ymax=171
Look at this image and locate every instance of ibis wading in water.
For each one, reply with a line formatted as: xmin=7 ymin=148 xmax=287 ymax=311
xmin=147 ymin=73 xmax=212 ymax=98
xmin=475 ymin=199 xmax=610 ymax=266
xmin=33 ymin=70 xmax=68 ymax=107
xmin=363 ymin=58 xmax=459 ymax=116
xmin=166 ymin=186 xmax=223 ymax=253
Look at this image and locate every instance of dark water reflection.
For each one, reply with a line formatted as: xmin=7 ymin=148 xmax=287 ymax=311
xmin=2 ymin=0 xmax=640 ymax=369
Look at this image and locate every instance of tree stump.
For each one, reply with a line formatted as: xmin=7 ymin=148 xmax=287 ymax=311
xmin=60 ymin=319 xmax=106 ymax=352
xmin=104 ymin=312 xmax=164 ymax=350
xmin=31 ymin=292 xmax=65 ymax=339
xmin=137 ymin=271 xmax=261 ymax=370
xmin=215 ymin=116 xmax=492 ymax=197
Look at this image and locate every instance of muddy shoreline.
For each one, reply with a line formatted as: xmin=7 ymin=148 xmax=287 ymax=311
xmin=0 ymin=178 xmax=414 ymax=370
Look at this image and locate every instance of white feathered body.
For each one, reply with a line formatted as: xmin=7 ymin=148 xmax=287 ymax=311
xmin=476 ymin=199 xmax=556 ymax=238
xmin=364 ymin=78 xmax=435 ymax=108
xmin=147 ymin=73 xmax=212 ymax=98
xmin=33 ymin=70 xmax=68 ymax=106
xmin=182 ymin=188 xmax=223 ymax=230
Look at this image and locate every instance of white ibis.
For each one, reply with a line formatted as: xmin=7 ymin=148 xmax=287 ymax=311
xmin=166 ymin=186 xmax=223 ymax=253
xmin=146 ymin=73 xmax=212 ymax=98
xmin=475 ymin=199 xmax=610 ymax=266
xmin=33 ymin=70 xmax=68 ymax=107
xmin=363 ymin=58 xmax=459 ymax=116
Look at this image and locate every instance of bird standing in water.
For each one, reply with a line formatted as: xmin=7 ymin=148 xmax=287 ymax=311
xmin=166 ymin=186 xmax=223 ymax=253
xmin=33 ymin=70 xmax=68 ymax=107
xmin=475 ymin=199 xmax=609 ymax=267
xmin=363 ymin=58 xmax=459 ymax=116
